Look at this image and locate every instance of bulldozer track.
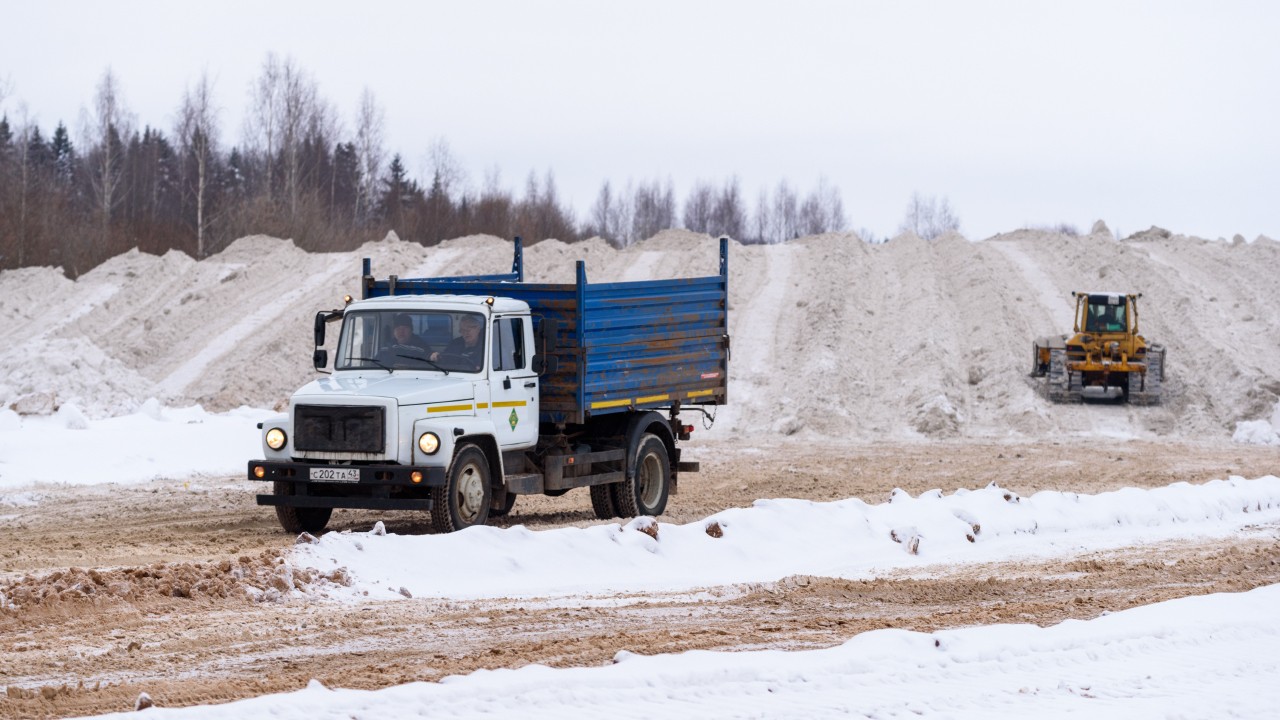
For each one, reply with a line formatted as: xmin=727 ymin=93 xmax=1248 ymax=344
xmin=1128 ymin=345 xmax=1165 ymax=405
xmin=1046 ymin=348 xmax=1083 ymax=402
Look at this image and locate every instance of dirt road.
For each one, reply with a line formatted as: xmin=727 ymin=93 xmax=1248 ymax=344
xmin=2 ymin=438 xmax=1278 ymax=718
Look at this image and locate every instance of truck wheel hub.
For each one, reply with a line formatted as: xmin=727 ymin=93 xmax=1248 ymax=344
xmin=457 ymin=465 xmax=484 ymax=520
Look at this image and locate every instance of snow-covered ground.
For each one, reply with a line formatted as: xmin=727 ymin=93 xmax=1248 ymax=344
xmin=0 ymin=401 xmax=270 ymax=489
xmin=56 ymin=471 xmax=1276 ymax=718
xmin=3 ymin=399 xmax=1277 ymax=717
xmin=82 ymin=570 xmax=1280 ymax=719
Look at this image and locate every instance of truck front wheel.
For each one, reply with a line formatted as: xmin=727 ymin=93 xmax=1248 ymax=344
xmin=430 ymin=445 xmax=492 ymax=533
xmin=272 ymin=481 xmax=333 ymax=534
xmin=611 ymin=434 xmax=670 ymax=517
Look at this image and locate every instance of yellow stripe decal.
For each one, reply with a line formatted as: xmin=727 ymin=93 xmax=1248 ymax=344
xmin=428 ymin=404 xmax=474 ymax=413
xmin=476 ymin=402 xmax=489 ymax=409
xmin=687 ymin=389 xmax=714 ymax=398
xmin=490 ymin=400 xmax=527 ymax=408
xmin=636 ymin=394 xmax=669 ymax=404
xmin=590 ymin=398 xmax=633 ymax=409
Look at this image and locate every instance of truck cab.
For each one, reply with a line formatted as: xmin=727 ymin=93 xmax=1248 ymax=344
xmin=253 ymin=294 xmax=542 ymax=533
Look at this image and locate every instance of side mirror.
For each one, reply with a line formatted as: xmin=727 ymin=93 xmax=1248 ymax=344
xmin=540 ymin=319 xmax=560 ymax=353
xmin=314 ymin=312 xmax=328 ymax=347
xmin=532 ymin=353 xmax=559 ymax=375
xmin=313 ymin=349 xmax=328 ymax=370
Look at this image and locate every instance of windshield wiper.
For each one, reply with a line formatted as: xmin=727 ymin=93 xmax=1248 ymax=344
xmin=349 ymin=356 xmax=393 ymax=373
xmin=396 ymin=354 xmax=450 ymax=375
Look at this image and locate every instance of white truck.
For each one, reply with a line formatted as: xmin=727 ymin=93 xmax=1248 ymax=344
xmin=248 ymin=238 xmax=730 ymax=533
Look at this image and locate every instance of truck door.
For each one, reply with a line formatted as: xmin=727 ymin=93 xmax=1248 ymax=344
xmin=489 ymin=315 xmax=538 ymax=448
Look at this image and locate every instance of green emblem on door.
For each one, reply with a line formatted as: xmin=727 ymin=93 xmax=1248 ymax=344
xmin=509 ymin=408 xmax=519 ymax=430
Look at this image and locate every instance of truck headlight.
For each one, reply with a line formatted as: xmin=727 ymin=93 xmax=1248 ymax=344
xmin=266 ymin=427 xmax=287 ymax=450
xmin=418 ymin=432 xmax=440 ymax=455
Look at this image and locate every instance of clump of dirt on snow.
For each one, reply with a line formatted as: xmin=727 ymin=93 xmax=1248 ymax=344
xmin=0 ymin=551 xmax=350 ymax=614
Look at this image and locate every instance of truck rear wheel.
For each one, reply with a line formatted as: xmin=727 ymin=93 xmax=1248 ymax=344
xmin=611 ymin=434 xmax=670 ymax=517
xmin=272 ymin=481 xmax=332 ymax=534
xmin=430 ymin=445 xmax=492 ymax=533
xmin=590 ymin=484 xmax=618 ymax=519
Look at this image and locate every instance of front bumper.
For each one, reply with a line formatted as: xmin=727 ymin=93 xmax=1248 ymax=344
xmin=1067 ymin=358 xmax=1147 ymax=374
xmin=247 ymin=460 xmax=447 ymax=511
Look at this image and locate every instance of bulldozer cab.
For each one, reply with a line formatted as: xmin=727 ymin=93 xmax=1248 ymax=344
xmin=1077 ymin=293 xmax=1132 ymax=334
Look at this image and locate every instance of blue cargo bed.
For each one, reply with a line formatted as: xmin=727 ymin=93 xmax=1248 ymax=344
xmin=361 ymin=237 xmax=729 ymax=424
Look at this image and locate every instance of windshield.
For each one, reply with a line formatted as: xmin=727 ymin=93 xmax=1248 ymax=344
xmin=1084 ymin=299 xmax=1127 ymax=333
xmin=336 ymin=309 xmax=486 ymax=372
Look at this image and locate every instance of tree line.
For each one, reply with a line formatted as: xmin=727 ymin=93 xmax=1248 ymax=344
xmin=0 ymin=57 xmax=955 ymax=277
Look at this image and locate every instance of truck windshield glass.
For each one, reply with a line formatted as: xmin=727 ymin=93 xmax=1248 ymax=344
xmin=336 ymin=310 xmax=486 ymax=372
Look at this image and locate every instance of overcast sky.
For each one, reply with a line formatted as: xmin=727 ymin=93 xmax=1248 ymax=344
xmin=2 ymin=1 xmax=1277 ymax=240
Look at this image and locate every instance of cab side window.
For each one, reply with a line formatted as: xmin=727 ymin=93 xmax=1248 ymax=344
xmin=492 ymin=318 xmax=526 ymax=371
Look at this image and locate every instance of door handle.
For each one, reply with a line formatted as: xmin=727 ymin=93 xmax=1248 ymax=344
xmin=524 ymin=382 xmax=537 ymax=388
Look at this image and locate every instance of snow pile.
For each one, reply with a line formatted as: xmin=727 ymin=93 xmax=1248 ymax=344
xmin=82 ymin=584 xmax=1280 ymax=719
xmin=0 ymin=402 xmax=272 ymax=488
xmin=1234 ymin=401 xmax=1280 ymax=446
xmin=291 ymin=476 xmax=1280 ymax=601
xmin=3 ymin=228 xmax=1279 ymax=441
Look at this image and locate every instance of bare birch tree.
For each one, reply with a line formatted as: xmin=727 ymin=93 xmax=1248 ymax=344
xmin=771 ymin=180 xmax=799 ymax=243
xmin=176 ymin=71 xmax=219 ymax=258
xmin=631 ymin=177 xmax=675 ymax=242
xmin=798 ymin=177 xmax=847 ymax=236
xmin=426 ymin=137 xmax=465 ymax=198
xmin=10 ymin=104 xmax=35 ymax=266
xmin=278 ymin=57 xmax=320 ymax=220
xmin=899 ymin=192 xmax=960 ymax=240
xmin=246 ymin=53 xmax=281 ymax=203
xmin=752 ymin=187 xmax=772 ymax=244
xmin=354 ymin=87 xmax=385 ymax=225
xmin=711 ymin=176 xmax=745 ymax=240
xmin=682 ymin=180 xmax=715 ymax=234
xmin=610 ymin=179 xmax=635 ymax=245
xmin=588 ymin=179 xmax=615 ymax=240
xmin=84 ymin=67 xmax=133 ymax=248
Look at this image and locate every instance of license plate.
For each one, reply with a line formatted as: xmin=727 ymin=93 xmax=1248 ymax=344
xmin=309 ymin=467 xmax=360 ymax=483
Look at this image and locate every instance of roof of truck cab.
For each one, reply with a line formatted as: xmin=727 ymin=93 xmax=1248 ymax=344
xmin=351 ymin=294 xmax=529 ymax=314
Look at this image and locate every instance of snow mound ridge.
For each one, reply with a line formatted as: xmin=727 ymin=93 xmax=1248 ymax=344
xmin=291 ymin=476 xmax=1280 ymax=601
xmin=3 ymin=229 xmax=1279 ymax=441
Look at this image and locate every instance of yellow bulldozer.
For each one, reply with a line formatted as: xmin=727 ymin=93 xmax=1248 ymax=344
xmin=1032 ymin=292 xmax=1165 ymax=404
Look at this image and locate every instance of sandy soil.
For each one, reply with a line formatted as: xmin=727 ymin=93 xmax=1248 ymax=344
xmin=3 ymin=438 xmax=1278 ymax=718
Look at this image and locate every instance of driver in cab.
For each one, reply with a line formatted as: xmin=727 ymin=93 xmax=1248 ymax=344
xmin=389 ymin=314 xmax=430 ymax=350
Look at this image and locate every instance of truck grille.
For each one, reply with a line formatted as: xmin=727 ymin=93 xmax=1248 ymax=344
xmin=294 ymin=405 xmax=386 ymax=453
